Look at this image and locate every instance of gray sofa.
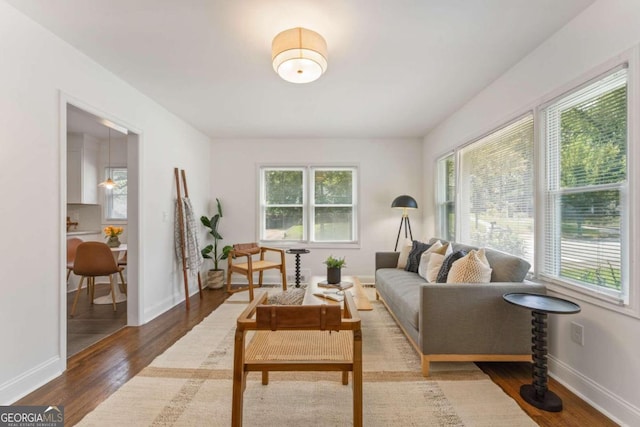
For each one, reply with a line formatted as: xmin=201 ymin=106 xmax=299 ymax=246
xmin=375 ymin=238 xmax=545 ymax=376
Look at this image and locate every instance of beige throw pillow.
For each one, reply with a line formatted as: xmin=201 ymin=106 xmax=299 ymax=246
xmin=396 ymin=240 xmax=413 ymax=269
xmin=446 ymin=248 xmax=492 ymax=283
xmin=417 ymin=241 xmax=442 ymax=278
xmin=425 ymin=243 xmax=452 ymax=282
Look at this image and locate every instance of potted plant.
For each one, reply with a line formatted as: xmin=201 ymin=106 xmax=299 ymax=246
xmin=324 ymin=255 xmax=346 ymax=284
xmin=201 ymin=198 xmax=233 ymax=289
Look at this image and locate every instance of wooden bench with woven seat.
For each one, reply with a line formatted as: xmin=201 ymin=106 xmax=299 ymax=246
xmin=232 ymin=292 xmax=363 ymax=427
xmin=226 ymin=242 xmax=287 ymax=301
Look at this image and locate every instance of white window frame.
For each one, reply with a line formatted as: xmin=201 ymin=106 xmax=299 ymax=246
xmin=435 ymin=152 xmax=456 ymax=241
xmin=258 ymin=164 xmax=359 ymax=247
xmin=434 ymin=49 xmax=640 ymax=317
xmin=103 ymin=166 xmax=127 ymax=222
xmin=537 ymin=63 xmax=634 ymax=308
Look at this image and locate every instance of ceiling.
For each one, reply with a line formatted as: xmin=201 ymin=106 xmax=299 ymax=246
xmin=67 ymin=105 xmax=127 ymax=140
xmin=7 ymin=0 xmax=595 ymax=139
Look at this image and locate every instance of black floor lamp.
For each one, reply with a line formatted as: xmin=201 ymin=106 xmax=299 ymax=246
xmin=392 ymin=195 xmax=418 ymax=251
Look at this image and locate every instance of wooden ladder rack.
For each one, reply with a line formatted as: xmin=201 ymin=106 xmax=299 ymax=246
xmin=174 ymin=168 xmax=203 ymax=309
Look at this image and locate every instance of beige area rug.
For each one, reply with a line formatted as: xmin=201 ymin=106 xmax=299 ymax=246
xmin=77 ymin=292 xmax=536 ymax=426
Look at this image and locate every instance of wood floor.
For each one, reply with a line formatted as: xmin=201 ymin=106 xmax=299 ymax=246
xmin=67 ymin=283 xmax=127 ymax=357
xmin=18 ymin=288 xmax=615 ymax=426
xmin=477 ymin=362 xmax=616 ymax=426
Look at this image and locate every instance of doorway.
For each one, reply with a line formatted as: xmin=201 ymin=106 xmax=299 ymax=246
xmin=61 ymin=98 xmax=141 ymax=359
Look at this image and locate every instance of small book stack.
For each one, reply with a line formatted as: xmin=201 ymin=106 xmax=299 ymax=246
xmin=317 ymin=280 xmax=354 ymax=290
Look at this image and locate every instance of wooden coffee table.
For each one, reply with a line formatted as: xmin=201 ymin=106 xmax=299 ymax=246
xmin=303 ymin=276 xmax=373 ymax=311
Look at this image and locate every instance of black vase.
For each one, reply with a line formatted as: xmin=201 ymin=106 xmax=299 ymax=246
xmin=327 ymin=267 xmax=341 ymax=284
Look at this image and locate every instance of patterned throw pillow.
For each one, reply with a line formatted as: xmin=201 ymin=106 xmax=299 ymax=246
xmin=405 ymin=241 xmax=432 ymax=273
xmin=446 ymin=249 xmax=493 ymax=283
xmin=267 ymin=288 xmax=306 ymax=305
xmin=436 ymin=250 xmax=468 ymax=283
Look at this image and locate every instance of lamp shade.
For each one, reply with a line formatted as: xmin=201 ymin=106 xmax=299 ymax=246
xmin=272 ymin=27 xmax=328 ymax=84
xmin=99 ymin=177 xmax=116 ymax=189
xmin=391 ymin=195 xmax=418 ymax=209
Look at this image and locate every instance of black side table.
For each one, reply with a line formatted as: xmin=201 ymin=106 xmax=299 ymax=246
xmin=503 ymin=293 xmax=580 ymax=412
xmin=286 ymin=249 xmax=310 ymax=288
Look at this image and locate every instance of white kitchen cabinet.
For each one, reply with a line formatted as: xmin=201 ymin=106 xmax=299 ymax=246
xmin=67 ymin=133 xmax=99 ymax=204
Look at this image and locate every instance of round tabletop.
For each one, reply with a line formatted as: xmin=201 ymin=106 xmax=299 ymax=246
xmin=503 ymin=293 xmax=581 ymax=314
xmin=286 ymin=248 xmax=310 ymax=254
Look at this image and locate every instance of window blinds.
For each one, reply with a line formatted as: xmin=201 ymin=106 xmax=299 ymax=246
xmin=458 ymin=114 xmax=534 ymax=265
xmin=542 ymin=67 xmax=627 ymax=297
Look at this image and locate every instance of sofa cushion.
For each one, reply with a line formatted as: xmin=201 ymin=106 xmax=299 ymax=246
xmin=417 ymin=241 xmax=442 ymax=279
xmin=436 ymin=250 xmax=468 ymax=283
xmin=375 ymin=268 xmax=422 ymax=330
xmin=425 ymin=243 xmax=452 ymax=282
xmin=405 ymin=240 xmax=432 ymax=273
xmin=451 ymin=243 xmax=530 ymax=282
xmin=447 ymin=249 xmax=492 ymax=283
xmin=396 ymin=240 xmax=413 ymax=269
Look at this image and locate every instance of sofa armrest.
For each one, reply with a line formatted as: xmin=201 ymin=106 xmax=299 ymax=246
xmin=376 ymin=252 xmax=399 ymax=270
xmin=418 ymin=282 xmax=546 ymax=354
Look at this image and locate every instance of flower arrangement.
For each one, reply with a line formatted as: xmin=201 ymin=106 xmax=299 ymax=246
xmin=104 ymin=225 xmax=124 ymax=238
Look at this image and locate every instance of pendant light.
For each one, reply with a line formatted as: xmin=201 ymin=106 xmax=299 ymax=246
xmin=99 ymin=127 xmax=116 ymax=189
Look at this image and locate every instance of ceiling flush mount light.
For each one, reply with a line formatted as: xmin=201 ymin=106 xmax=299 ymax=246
xmin=99 ymin=127 xmax=116 ymax=189
xmin=272 ymin=27 xmax=327 ymax=84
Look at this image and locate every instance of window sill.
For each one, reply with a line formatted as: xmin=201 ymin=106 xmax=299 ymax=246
xmin=259 ymin=241 xmax=361 ymax=250
xmin=104 ymin=219 xmax=128 ymax=225
xmin=528 ymin=277 xmax=640 ymax=320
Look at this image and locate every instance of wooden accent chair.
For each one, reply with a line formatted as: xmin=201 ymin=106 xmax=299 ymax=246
xmin=70 ymin=242 xmax=125 ymax=316
xmin=232 ymin=292 xmax=363 ymax=426
xmin=226 ymin=243 xmax=287 ymax=301
xmin=66 ymin=238 xmax=83 ymax=282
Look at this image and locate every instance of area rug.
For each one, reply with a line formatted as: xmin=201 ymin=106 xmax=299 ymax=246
xmin=76 ymin=295 xmax=536 ymax=426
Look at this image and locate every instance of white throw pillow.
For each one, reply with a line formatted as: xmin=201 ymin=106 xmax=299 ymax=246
xmin=417 ymin=252 xmax=431 ymax=279
xmin=424 ymin=253 xmax=444 ymax=282
xmin=416 ymin=241 xmax=442 ymax=278
xmin=396 ymin=240 xmax=413 ymax=269
xmin=425 ymin=243 xmax=452 ymax=282
xmin=446 ymin=248 xmax=492 ymax=283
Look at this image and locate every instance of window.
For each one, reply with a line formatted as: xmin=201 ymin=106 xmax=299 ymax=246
xmin=260 ymin=166 xmax=357 ymax=243
xmin=105 ymin=167 xmax=127 ymax=220
xmin=541 ymin=67 xmax=628 ymax=301
xmin=456 ymin=115 xmax=535 ymax=265
xmin=436 ymin=153 xmax=456 ymax=241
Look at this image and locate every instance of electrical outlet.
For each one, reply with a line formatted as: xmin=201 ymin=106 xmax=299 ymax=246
xmin=570 ymin=322 xmax=584 ymax=346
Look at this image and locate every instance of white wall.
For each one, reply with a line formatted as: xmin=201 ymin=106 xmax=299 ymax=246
xmin=0 ymin=2 xmax=211 ymax=404
xmin=210 ymin=138 xmax=423 ymax=282
xmin=422 ymin=0 xmax=640 ymax=424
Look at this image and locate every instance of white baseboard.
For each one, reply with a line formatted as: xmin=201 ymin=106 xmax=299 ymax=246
xmin=0 ymin=356 xmax=63 ymax=405
xmin=143 ymin=285 xmax=202 ymax=323
xmin=359 ymin=275 xmax=375 ymax=285
xmin=549 ymin=355 xmax=640 ymax=426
